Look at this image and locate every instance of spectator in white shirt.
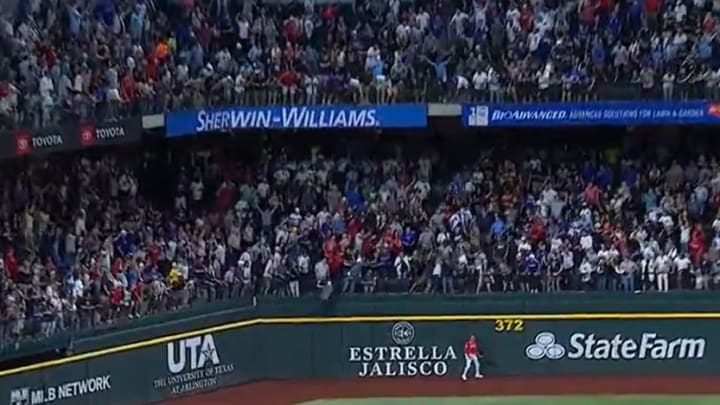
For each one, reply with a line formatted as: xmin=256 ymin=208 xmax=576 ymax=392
xmin=472 ymin=70 xmax=488 ymax=101
xmin=315 ymin=258 xmax=329 ymax=287
xmin=656 ymin=254 xmax=671 ymax=292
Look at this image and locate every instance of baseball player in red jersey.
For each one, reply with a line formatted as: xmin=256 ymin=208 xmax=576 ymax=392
xmin=461 ymin=335 xmax=484 ymax=381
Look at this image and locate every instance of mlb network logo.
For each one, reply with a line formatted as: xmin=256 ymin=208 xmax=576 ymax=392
xmin=9 ymin=387 xmax=29 ymax=405
xmin=466 ymin=106 xmax=489 ymax=127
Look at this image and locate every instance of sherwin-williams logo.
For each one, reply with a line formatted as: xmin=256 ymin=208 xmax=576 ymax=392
xmin=526 ymin=332 xmax=706 ymax=361
xmin=349 ymin=321 xmax=458 ymax=377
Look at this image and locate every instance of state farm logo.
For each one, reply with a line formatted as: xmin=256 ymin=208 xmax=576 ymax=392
xmin=79 ymin=124 xmax=96 ymax=147
xmin=525 ymin=331 xmax=706 ymax=361
xmin=14 ymin=131 xmax=31 ymax=156
xmin=526 ymin=332 xmax=565 ymax=360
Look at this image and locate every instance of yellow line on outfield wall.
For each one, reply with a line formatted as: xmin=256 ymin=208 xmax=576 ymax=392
xmin=2 ymin=311 xmax=720 ymax=378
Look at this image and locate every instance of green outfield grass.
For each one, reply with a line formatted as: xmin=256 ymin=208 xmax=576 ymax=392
xmin=298 ymin=396 xmax=720 ymax=405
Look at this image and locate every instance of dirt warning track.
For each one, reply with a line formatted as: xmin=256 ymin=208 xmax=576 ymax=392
xmin=159 ymin=376 xmax=720 ymax=405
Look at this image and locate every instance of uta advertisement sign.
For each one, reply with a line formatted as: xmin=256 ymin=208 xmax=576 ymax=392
xmin=153 ymin=334 xmax=235 ymax=396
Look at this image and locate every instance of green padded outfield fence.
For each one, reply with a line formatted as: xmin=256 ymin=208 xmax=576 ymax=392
xmin=2 ymin=293 xmax=720 ymax=405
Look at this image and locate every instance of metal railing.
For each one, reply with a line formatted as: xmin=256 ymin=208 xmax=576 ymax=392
xmin=3 ymin=80 xmax=715 ymax=131
xmin=0 ymin=281 xmax=253 ymax=357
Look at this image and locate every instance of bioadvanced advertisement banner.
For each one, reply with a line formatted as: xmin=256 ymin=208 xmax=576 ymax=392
xmin=462 ymin=101 xmax=720 ymax=127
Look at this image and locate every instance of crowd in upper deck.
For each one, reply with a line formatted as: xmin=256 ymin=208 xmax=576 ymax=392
xmin=3 ymin=0 xmax=720 ymax=129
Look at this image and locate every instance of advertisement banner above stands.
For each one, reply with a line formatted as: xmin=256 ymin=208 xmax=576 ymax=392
xmin=142 ymin=104 xmax=458 ymax=131
xmin=462 ymin=101 xmax=720 ymax=127
xmin=165 ymin=104 xmax=429 ymax=137
xmin=0 ymin=117 xmax=143 ymax=160
xmin=78 ymin=118 xmax=143 ymax=148
xmin=11 ymin=127 xmax=71 ymax=157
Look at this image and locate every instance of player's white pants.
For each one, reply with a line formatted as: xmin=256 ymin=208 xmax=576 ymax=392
xmin=657 ymin=273 xmax=669 ymax=292
xmin=462 ymin=354 xmax=481 ymax=378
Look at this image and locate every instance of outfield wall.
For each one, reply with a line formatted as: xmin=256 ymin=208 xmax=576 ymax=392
xmin=2 ymin=293 xmax=720 ymax=405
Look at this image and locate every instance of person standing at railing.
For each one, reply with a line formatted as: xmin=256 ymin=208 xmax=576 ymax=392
xmin=662 ymin=69 xmax=676 ymax=101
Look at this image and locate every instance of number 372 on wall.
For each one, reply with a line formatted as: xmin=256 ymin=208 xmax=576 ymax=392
xmin=493 ymin=319 xmax=525 ymax=332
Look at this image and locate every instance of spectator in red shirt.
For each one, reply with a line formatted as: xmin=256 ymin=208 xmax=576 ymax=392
xmin=120 ymin=72 xmax=136 ymax=102
xmin=328 ymin=252 xmax=343 ymax=275
xmin=278 ymin=69 xmax=297 ymax=104
xmin=283 ymin=17 xmax=299 ymax=43
xmin=5 ymin=247 xmax=18 ymax=282
xmin=689 ymin=224 xmax=706 ymax=265
xmin=323 ymin=236 xmax=338 ymax=260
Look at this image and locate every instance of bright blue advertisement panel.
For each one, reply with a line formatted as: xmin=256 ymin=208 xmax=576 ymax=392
xmin=166 ymin=104 xmax=427 ymax=136
xmin=463 ymin=101 xmax=720 ymax=127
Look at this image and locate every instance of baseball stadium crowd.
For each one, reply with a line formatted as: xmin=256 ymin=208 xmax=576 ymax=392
xmin=3 ymin=0 xmax=720 ymax=351
xmin=0 ymin=128 xmax=719 ymax=348
xmin=5 ymin=0 xmax=720 ymax=128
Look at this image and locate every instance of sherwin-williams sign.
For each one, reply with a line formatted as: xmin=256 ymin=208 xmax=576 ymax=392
xmin=2 ymin=294 xmax=720 ymax=405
